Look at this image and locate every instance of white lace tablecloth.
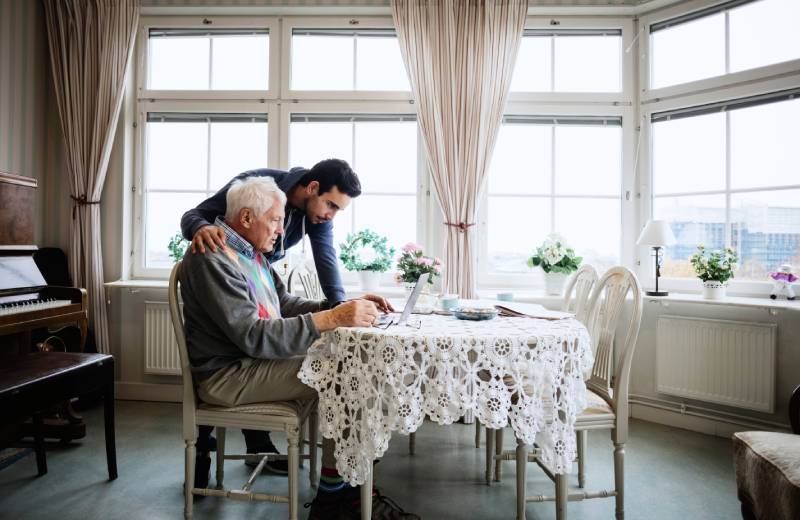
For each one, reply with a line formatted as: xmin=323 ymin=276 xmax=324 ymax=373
xmin=299 ymin=314 xmax=593 ymax=485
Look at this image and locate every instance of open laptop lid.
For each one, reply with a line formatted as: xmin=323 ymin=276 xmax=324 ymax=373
xmin=397 ymin=272 xmax=429 ymax=325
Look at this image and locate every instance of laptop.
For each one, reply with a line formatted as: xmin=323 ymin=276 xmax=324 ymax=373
xmin=375 ymin=273 xmax=429 ymax=327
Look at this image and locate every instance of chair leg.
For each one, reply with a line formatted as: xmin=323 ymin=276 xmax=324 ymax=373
xmin=475 ymin=421 xmax=481 ymax=448
xmin=215 ymin=427 xmax=226 ymax=489
xmin=556 ymin=472 xmax=568 ymax=520
xmin=299 ymin=420 xmax=306 ymax=469
xmin=577 ymin=430 xmax=586 ymax=488
xmin=409 ymin=431 xmax=416 ymax=455
xmin=494 ymin=428 xmax=504 ymax=482
xmin=614 ymin=443 xmax=625 ymax=520
xmin=288 ymin=433 xmax=300 ymax=520
xmin=184 ymin=439 xmax=196 ymax=520
xmin=516 ymin=439 xmax=527 ymax=520
xmin=309 ymin=412 xmax=318 ymax=489
xmin=361 ymin=468 xmax=373 ymax=520
xmin=485 ymin=427 xmax=495 ymax=485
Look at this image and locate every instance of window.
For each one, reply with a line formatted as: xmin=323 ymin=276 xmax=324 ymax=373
xmin=650 ymin=0 xmax=800 ymax=89
xmin=485 ymin=116 xmax=623 ymax=275
xmin=652 ymin=92 xmax=800 ymax=280
xmin=148 ymin=28 xmax=269 ymax=90
xmin=290 ymin=29 xmax=409 ymax=91
xmin=142 ymin=113 xmax=269 ymax=269
xmin=288 ymin=114 xmax=419 ymax=255
xmin=510 ymin=30 xmax=622 ymax=93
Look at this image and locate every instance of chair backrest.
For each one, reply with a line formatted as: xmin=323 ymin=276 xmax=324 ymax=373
xmin=584 ymin=266 xmax=642 ymax=442
xmin=562 ymin=264 xmax=599 ymax=325
xmin=168 ymin=261 xmax=198 ymax=438
xmin=288 ymin=262 xmax=324 ymax=300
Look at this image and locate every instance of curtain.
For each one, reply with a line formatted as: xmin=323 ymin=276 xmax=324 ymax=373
xmin=392 ymin=0 xmax=527 ymax=298
xmin=44 ymin=0 xmax=139 ymax=354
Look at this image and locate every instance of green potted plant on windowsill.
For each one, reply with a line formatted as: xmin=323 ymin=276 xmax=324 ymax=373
xmin=527 ymin=233 xmax=582 ymax=296
xmin=168 ymin=232 xmax=189 ymax=264
xmin=689 ymin=245 xmax=738 ymax=299
xmin=339 ymin=229 xmax=395 ymax=292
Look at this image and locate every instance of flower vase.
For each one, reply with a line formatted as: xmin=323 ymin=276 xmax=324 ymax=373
xmin=358 ymin=270 xmax=381 ymax=292
xmin=403 ymin=281 xmax=433 ymax=310
xmin=702 ymin=280 xmax=727 ymax=299
xmin=544 ymin=272 xmax=567 ymax=296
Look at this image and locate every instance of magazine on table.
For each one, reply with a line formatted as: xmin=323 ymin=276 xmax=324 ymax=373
xmin=492 ymin=301 xmax=573 ymax=321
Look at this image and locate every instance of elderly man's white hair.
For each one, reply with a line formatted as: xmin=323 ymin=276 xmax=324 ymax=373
xmin=225 ymin=176 xmax=287 ymax=222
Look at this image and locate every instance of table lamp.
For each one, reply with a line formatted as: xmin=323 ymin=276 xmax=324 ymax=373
xmin=637 ymin=220 xmax=676 ymax=297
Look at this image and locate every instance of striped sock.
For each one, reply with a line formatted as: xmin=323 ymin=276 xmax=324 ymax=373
xmin=318 ymin=467 xmax=347 ymax=493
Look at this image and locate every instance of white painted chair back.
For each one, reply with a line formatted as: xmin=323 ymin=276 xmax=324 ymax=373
xmin=562 ymin=264 xmax=599 ymax=325
xmin=169 ymin=262 xmax=200 ymax=440
xmin=584 ymin=266 xmax=642 ymax=442
xmin=288 ymin=262 xmax=324 ymax=300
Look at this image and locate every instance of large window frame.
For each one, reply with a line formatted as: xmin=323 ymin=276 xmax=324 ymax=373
xmin=639 ymin=0 xmax=800 ymax=296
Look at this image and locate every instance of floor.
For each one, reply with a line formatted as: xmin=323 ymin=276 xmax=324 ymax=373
xmin=0 ymin=400 xmax=741 ymax=520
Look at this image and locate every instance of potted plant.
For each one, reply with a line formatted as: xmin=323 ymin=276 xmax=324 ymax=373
xmin=527 ymin=233 xmax=582 ymax=296
xmin=339 ymin=229 xmax=395 ymax=292
xmin=689 ymin=245 xmax=738 ymax=299
xmin=168 ymin=232 xmax=189 ymax=263
xmin=396 ymin=243 xmax=442 ymax=295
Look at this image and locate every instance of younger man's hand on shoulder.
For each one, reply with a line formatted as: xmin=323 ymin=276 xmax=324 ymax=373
xmin=192 ymin=225 xmax=227 ymax=254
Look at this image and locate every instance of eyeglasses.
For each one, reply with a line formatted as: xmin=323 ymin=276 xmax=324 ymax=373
xmin=374 ymin=317 xmax=423 ymax=330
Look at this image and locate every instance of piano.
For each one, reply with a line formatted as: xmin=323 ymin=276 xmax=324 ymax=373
xmin=0 ymin=171 xmax=87 ymax=354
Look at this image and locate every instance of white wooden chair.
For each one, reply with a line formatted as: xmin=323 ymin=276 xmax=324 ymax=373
xmin=288 ymin=262 xmax=324 ymax=300
xmin=484 ymin=265 xmax=599 ymax=482
xmin=169 ymin=262 xmax=318 ymax=520
xmin=515 ymin=266 xmax=643 ymax=520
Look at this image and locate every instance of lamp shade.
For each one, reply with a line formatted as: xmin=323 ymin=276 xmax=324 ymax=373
xmin=637 ymin=220 xmax=676 ymax=246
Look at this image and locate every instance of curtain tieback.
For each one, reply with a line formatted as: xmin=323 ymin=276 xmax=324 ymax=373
xmin=70 ymin=194 xmax=101 ymax=219
xmin=444 ymin=222 xmax=476 ymax=233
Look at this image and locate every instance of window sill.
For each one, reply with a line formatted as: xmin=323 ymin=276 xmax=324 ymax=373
xmin=643 ymin=292 xmax=800 ymax=313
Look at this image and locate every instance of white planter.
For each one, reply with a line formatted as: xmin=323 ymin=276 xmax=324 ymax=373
xmin=544 ymin=272 xmax=568 ymax=296
xmin=357 ymin=270 xmax=381 ymax=292
xmin=702 ymin=280 xmax=727 ymax=300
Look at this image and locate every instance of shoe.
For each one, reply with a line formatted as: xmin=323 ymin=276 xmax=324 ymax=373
xmin=244 ymin=441 xmax=289 ymax=475
xmin=191 ymin=453 xmax=211 ymax=502
xmin=369 ymin=490 xmax=420 ymax=520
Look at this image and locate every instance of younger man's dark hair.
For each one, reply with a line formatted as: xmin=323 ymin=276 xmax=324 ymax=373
xmin=299 ymin=158 xmax=362 ymax=198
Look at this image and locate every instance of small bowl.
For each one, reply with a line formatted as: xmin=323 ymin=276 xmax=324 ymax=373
xmin=453 ymin=306 xmax=498 ymax=321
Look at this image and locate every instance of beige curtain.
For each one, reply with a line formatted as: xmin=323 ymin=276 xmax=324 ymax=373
xmin=44 ymin=0 xmax=139 ymax=354
xmin=392 ymin=0 xmax=527 ymax=298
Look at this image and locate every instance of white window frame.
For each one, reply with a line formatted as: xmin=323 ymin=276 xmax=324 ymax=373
xmin=638 ymin=0 xmax=800 ymax=296
xmin=478 ymin=16 xmax=636 ymax=290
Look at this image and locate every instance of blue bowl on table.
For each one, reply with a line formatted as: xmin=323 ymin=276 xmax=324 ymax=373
xmin=453 ymin=306 xmax=498 ymax=321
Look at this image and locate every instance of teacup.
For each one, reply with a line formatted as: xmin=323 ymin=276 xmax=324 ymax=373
xmin=439 ymin=294 xmax=459 ymax=311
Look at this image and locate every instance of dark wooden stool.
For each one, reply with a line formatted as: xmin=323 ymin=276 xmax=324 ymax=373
xmin=0 ymin=352 xmax=117 ymax=479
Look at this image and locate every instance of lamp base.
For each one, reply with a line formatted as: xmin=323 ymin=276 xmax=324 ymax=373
xmin=645 ymin=290 xmax=669 ymax=297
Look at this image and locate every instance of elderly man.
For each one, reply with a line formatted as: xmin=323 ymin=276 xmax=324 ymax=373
xmin=180 ymin=176 xmax=418 ymax=519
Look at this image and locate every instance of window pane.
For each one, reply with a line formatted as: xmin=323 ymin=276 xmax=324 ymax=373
xmin=488 ymin=124 xmax=551 ymax=195
xmin=146 ymin=192 xmax=207 ymax=269
xmin=356 ymin=36 xmax=409 ymax=91
xmin=554 ymin=198 xmax=620 ymax=271
xmin=211 ymin=35 xmax=269 ymax=90
xmin=149 ymin=37 xmax=210 ymax=90
xmin=651 ymin=14 xmax=725 ymax=89
xmin=353 ymin=195 xmax=416 ymax=254
xmin=209 ymin=122 xmax=269 ymax=191
xmin=730 ymin=0 xmax=800 ymax=73
xmin=354 ymin=121 xmax=417 ymax=193
xmin=510 ymin=36 xmax=551 ymax=92
xmin=652 ymin=113 xmax=726 ymax=195
xmin=146 ymin=122 xmax=208 ymax=191
xmin=731 ymin=189 xmax=800 ymax=280
xmin=291 ymin=35 xmax=353 ymax=90
xmin=730 ymin=98 xmax=800 ymax=190
xmin=289 ymin=121 xmax=353 ymax=169
xmin=654 ymin=194 xmax=727 ymax=278
xmin=487 ymin=196 xmax=550 ymax=273
xmin=554 ymin=126 xmax=621 ymax=196
xmin=554 ymin=36 xmax=621 ymax=92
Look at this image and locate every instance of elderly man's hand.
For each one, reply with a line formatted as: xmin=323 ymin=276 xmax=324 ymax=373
xmin=331 ymin=299 xmax=380 ymax=328
xmin=191 ymin=225 xmax=227 ymax=254
xmin=358 ymin=293 xmax=394 ymax=313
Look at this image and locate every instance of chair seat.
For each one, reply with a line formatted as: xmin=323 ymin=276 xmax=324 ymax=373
xmin=199 ymin=399 xmax=308 ymax=418
xmin=576 ymin=389 xmax=616 ymax=424
xmin=733 ymin=431 xmax=800 ymax=520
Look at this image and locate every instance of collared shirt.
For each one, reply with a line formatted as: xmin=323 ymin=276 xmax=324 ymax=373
xmin=214 ymin=216 xmax=281 ymax=320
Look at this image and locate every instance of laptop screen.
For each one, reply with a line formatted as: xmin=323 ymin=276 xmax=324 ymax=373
xmin=397 ymin=272 xmax=429 ymax=325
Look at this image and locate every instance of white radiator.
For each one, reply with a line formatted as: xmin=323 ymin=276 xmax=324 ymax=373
xmin=656 ymin=316 xmax=776 ymax=413
xmin=144 ymin=301 xmax=182 ymax=375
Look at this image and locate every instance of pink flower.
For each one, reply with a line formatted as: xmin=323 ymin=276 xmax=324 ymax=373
xmin=433 ymin=257 xmax=442 ymax=266
xmin=418 ymin=257 xmax=433 ymax=266
xmin=402 ymin=242 xmax=421 ymax=253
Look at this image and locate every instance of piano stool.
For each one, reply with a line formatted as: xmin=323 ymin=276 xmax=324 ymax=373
xmin=0 ymin=352 xmax=117 ymax=479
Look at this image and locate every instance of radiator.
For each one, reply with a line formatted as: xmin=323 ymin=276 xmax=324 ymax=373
xmin=656 ymin=316 xmax=776 ymax=413
xmin=144 ymin=301 xmax=182 ymax=375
